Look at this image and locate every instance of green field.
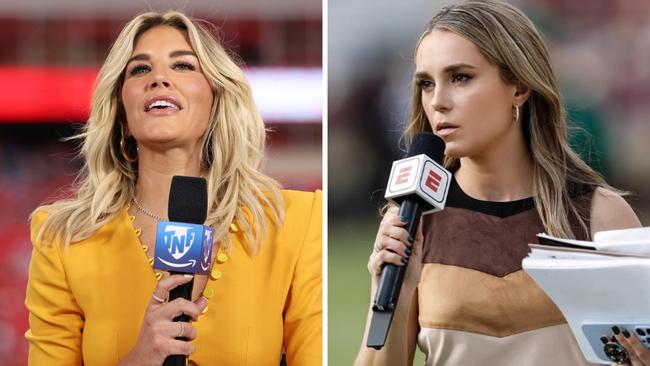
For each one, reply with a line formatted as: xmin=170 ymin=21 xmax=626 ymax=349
xmin=328 ymin=219 xmax=425 ymax=365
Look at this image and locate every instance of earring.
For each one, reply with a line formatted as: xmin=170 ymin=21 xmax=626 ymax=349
xmin=120 ymin=124 xmax=137 ymax=163
xmin=513 ymin=104 xmax=520 ymax=122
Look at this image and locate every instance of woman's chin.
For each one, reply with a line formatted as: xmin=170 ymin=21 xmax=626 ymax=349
xmin=442 ymin=143 xmax=468 ymax=159
xmin=137 ymin=136 xmax=196 ymax=151
xmin=139 ymin=136 xmax=178 ymax=145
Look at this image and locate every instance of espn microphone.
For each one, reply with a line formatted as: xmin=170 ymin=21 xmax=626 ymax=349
xmin=153 ymin=176 xmax=214 ymax=366
xmin=367 ymin=132 xmax=451 ymax=349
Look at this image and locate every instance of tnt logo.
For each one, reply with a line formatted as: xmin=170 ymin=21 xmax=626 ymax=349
xmin=201 ymin=227 xmax=215 ymax=271
xmin=162 ymin=225 xmax=197 ymax=260
xmin=154 ymin=222 xmax=209 ymax=272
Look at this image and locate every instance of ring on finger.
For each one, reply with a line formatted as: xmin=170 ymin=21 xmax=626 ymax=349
xmin=375 ymin=234 xmax=398 ymax=253
xmin=176 ymin=321 xmax=184 ymax=338
xmin=152 ymin=293 xmax=167 ymax=304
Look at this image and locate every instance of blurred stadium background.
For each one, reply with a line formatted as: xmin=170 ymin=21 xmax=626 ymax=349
xmin=0 ymin=0 xmax=321 ymax=364
xmin=329 ymin=0 xmax=650 ymax=364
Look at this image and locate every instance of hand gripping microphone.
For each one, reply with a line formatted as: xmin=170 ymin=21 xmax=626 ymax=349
xmin=367 ymin=132 xmax=451 ymax=349
xmin=153 ymin=176 xmax=214 ymax=366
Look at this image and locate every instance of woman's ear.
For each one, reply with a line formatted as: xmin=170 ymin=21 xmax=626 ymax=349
xmin=514 ymin=84 xmax=531 ymax=106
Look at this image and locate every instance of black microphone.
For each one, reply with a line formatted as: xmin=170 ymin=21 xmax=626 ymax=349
xmin=153 ymin=176 xmax=212 ymax=366
xmin=367 ymin=132 xmax=450 ymax=349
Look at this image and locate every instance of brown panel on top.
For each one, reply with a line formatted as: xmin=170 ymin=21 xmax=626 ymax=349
xmin=421 ymin=207 xmax=544 ymax=277
xmin=421 ymin=191 xmax=593 ymax=277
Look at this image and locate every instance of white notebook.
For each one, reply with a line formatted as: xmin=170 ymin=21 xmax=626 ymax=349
xmin=522 ymin=228 xmax=650 ymax=364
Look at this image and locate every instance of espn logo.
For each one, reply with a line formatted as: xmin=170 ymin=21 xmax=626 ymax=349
xmin=424 ymin=169 xmax=442 ymax=193
xmin=389 ymin=158 xmax=419 ymax=190
xmin=394 ymin=165 xmax=441 ymax=192
xmin=395 ymin=166 xmax=412 ymax=185
xmin=385 ymin=154 xmax=451 ymax=214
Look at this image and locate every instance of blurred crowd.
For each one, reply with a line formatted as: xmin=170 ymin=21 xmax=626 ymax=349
xmin=0 ymin=125 xmax=79 ymax=362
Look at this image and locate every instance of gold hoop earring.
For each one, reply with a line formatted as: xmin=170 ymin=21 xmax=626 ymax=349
xmin=120 ymin=126 xmax=138 ymax=163
xmin=513 ymin=105 xmax=520 ymax=122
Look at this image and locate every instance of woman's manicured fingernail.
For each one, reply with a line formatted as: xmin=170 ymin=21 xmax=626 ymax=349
xmin=400 ymin=257 xmax=409 ymax=265
xmin=600 ymin=336 xmax=609 ymax=344
xmin=407 ymin=236 xmax=414 ymax=244
xmin=184 ymin=274 xmax=194 ymax=278
xmin=405 ymin=248 xmax=412 ymax=256
xmin=622 ymin=329 xmax=630 ymax=338
xmin=612 ymin=326 xmax=620 ymax=335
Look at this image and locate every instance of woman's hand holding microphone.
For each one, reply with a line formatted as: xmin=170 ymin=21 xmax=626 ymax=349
xmin=118 ymin=274 xmax=208 ymax=366
xmin=367 ymin=206 xmax=424 ymax=296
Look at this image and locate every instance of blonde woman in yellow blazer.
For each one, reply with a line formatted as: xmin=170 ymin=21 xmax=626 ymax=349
xmin=25 ymin=11 xmax=321 ymax=366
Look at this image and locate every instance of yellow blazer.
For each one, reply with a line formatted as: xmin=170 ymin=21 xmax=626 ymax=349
xmin=25 ymin=190 xmax=322 ymax=366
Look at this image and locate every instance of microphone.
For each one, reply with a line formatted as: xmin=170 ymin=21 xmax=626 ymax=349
xmin=153 ymin=176 xmax=214 ymax=366
xmin=367 ymin=132 xmax=451 ymax=349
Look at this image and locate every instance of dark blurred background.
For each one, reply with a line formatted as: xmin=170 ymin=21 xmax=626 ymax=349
xmin=0 ymin=1 xmax=321 ymax=364
xmin=328 ymin=0 xmax=650 ymax=364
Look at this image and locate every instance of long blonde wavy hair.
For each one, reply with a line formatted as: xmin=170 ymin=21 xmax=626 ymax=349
xmin=406 ymin=0 xmax=618 ymax=239
xmin=33 ymin=11 xmax=284 ymax=255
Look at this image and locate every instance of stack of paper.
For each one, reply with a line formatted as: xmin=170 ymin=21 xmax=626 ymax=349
xmin=522 ymin=227 xmax=650 ymax=364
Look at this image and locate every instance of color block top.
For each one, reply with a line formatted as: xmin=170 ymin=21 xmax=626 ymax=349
xmin=417 ymin=178 xmax=597 ymax=366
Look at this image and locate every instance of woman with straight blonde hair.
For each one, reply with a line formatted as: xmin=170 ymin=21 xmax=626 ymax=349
xmin=25 ymin=11 xmax=321 ymax=366
xmin=356 ymin=1 xmax=643 ymax=365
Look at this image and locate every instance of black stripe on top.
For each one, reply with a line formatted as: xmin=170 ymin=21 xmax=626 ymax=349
xmin=445 ymin=178 xmax=534 ymax=218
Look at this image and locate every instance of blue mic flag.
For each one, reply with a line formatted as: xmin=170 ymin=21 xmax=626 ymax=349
xmin=154 ymin=222 xmax=214 ymax=274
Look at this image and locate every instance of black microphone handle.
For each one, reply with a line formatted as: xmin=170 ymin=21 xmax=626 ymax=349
xmin=163 ymin=272 xmax=193 ymax=366
xmin=373 ymin=199 xmax=423 ymax=312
